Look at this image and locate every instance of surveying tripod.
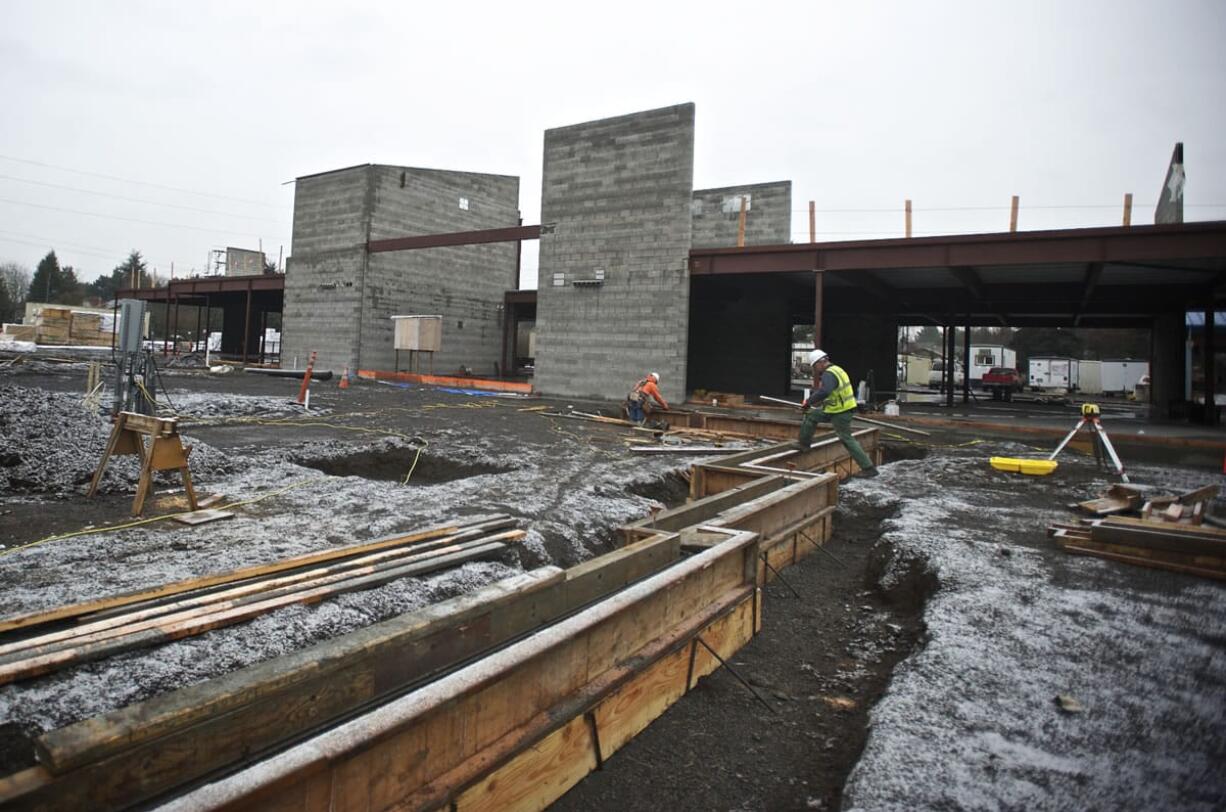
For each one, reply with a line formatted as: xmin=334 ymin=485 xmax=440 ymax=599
xmin=1048 ymin=403 xmax=1129 ymax=483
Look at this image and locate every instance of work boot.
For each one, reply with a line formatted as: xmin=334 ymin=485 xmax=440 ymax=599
xmin=853 ymin=467 xmax=880 ymax=479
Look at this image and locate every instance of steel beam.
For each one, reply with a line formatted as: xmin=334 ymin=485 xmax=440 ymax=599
xmin=368 ymin=225 xmax=542 ymax=253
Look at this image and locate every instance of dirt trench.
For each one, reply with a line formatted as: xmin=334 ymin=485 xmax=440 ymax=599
xmin=552 ymin=481 xmax=934 ymax=812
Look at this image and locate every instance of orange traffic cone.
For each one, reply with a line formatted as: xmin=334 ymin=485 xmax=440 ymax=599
xmin=339 ymin=366 xmax=350 ymax=389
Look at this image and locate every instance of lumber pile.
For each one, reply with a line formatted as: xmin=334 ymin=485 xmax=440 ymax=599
xmin=7 ymin=303 xmax=115 ymax=346
xmin=0 ymin=516 xmax=524 ymax=686
xmin=1048 ymin=514 xmax=1226 ymax=580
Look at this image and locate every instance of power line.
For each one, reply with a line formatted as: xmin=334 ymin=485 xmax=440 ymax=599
xmin=0 ymin=154 xmax=282 ymax=208
xmin=790 ymin=203 xmax=1226 ymax=214
xmin=0 ymin=173 xmax=289 ymax=224
xmin=0 ymin=228 xmax=202 ymax=271
xmin=0 ymin=196 xmax=289 ymax=240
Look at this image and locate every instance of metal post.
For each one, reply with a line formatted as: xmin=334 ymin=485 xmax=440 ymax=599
xmin=945 ymin=323 xmax=955 ymax=407
xmin=813 ymin=270 xmax=824 ymax=350
xmin=962 ymin=315 xmax=972 ymax=404
xmin=1206 ymin=305 xmax=1217 ymax=426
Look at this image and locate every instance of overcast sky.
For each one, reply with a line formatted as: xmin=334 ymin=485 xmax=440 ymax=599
xmin=1 ymin=0 xmax=1223 ymax=289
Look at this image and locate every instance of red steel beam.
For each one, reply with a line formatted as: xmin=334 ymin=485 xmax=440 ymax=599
xmin=689 ymin=221 xmax=1226 ymax=275
xmin=368 ymin=225 xmax=542 ymax=254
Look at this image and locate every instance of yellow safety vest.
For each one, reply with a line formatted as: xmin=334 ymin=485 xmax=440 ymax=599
xmin=821 ymin=364 xmax=858 ymax=414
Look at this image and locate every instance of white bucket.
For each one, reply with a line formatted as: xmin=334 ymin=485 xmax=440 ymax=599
xmin=883 ymin=401 xmax=900 ymax=416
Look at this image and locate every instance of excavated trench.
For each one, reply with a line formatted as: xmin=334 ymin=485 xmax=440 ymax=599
xmin=293 ymin=447 xmax=512 ymax=484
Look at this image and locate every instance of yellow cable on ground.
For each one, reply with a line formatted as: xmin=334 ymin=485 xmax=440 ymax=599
xmin=0 ymin=477 xmax=325 ymax=559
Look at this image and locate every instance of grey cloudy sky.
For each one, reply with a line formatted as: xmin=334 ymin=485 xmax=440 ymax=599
xmin=1 ymin=0 xmax=1223 ymax=288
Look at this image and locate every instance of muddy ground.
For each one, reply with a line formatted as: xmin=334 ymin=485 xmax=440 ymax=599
xmin=1 ymin=359 xmax=1224 ymax=810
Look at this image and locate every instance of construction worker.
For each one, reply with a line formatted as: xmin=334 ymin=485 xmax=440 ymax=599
xmin=626 ymin=372 xmax=669 ymax=425
xmin=798 ymin=349 xmax=879 ymax=478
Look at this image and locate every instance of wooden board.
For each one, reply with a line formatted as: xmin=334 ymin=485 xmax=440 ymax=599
xmin=171 ymin=508 xmax=234 ymax=526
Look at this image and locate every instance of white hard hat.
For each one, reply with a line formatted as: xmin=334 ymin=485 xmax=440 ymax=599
xmin=807 ymin=349 xmax=828 ymax=366
xmin=649 ymin=372 xmax=660 ymax=383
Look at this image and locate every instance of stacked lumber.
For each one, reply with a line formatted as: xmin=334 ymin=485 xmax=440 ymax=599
xmin=14 ymin=304 xmax=115 ymax=346
xmin=1 ymin=323 xmax=36 ymax=341
xmin=0 ymin=516 xmax=524 ymax=686
xmin=1048 ymin=515 xmax=1226 ymax=580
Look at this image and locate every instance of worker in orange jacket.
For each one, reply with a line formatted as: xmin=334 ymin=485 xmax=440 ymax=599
xmin=626 ymin=372 xmax=669 ymax=424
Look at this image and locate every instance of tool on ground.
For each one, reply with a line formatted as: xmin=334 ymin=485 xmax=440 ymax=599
xmin=87 ymin=411 xmax=198 ymax=516
xmin=991 ymin=403 xmax=1127 ymax=480
xmin=1049 ymin=403 xmax=1129 ymax=482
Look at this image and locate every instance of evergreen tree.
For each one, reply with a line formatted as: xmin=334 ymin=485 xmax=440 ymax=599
xmin=28 ymin=251 xmax=61 ymax=304
xmin=89 ymin=251 xmax=154 ymax=303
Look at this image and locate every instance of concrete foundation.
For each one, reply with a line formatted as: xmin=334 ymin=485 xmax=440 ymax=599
xmin=532 ymin=104 xmax=695 ymax=402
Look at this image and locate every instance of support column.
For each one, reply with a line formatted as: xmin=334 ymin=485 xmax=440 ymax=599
xmin=242 ymin=284 xmax=253 ymax=364
xmin=1151 ymin=311 xmax=1186 ymax=420
xmin=1205 ymin=306 xmax=1217 ymax=426
xmin=945 ymin=323 xmax=955 ymax=407
xmin=813 ymin=271 xmax=824 ymax=350
xmin=962 ymin=315 xmax=972 ymax=404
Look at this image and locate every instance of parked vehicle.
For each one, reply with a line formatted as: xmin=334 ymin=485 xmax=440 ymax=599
xmin=1102 ymin=359 xmax=1149 ymax=394
xmin=928 ymin=360 xmax=964 ymax=389
xmin=1078 ymin=360 xmax=1103 ymax=395
xmin=982 ymin=367 xmax=1024 ymax=401
xmin=969 ymin=345 xmax=1017 ymax=387
xmin=1029 ymin=357 xmax=1079 ymax=392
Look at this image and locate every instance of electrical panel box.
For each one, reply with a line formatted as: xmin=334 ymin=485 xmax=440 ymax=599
xmin=118 ymin=299 xmax=147 ymax=353
xmin=391 ymin=315 xmax=443 ymax=352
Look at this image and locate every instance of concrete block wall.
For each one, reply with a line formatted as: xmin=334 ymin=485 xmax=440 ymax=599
xmin=691 ymin=181 xmax=792 ymax=249
xmin=282 ymin=166 xmax=371 ymax=371
xmin=282 ymin=164 xmax=519 ymax=374
xmin=534 ymin=103 xmax=695 ymax=402
xmin=363 ymin=166 xmax=519 ymax=374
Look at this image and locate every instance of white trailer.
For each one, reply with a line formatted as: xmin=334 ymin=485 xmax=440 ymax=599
xmin=1029 ymin=357 xmax=1080 ymax=392
xmin=1101 ymin=359 xmax=1149 ymax=394
xmin=969 ymin=345 xmax=1017 ymax=385
xmin=1078 ymin=360 xmax=1103 ymax=395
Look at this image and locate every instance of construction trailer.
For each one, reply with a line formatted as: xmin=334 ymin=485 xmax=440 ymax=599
xmin=1102 ymin=359 xmax=1149 ymax=394
xmin=1029 ymin=357 xmax=1080 ymax=392
xmin=1079 ymin=360 xmax=1104 ymax=395
xmin=969 ymin=345 xmax=1017 ymax=386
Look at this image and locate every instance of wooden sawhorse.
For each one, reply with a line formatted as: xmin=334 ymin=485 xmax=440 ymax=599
xmin=87 ymin=412 xmax=198 ymax=517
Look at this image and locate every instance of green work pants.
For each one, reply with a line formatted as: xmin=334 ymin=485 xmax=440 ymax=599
xmin=798 ymin=408 xmax=875 ymax=471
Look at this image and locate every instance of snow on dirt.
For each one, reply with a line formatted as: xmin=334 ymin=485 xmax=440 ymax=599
xmin=0 ymin=381 xmax=716 ymax=733
xmin=840 ymin=444 xmax=1226 ymax=811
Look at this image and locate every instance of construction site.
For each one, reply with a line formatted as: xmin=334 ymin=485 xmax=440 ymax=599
xmin=1 ymin=103 xmax=1225 ymax=811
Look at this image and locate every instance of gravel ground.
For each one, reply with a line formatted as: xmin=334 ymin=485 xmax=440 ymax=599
xmin=1 ymin=362 xmax=1224 ymax=810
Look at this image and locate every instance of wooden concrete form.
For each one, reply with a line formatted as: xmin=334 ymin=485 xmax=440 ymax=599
xmin=357 ymin=369 xmax=533 ymax=394
xmin=0 ymin=418 xmax=859 ymax=812
xmin=677 ymin=410 xmax=801 ymax=441
xmin=0 ymin=534 xmax=684 ymax=811
xmin=689 ymin=429 xmax=881 ymax=499
xmin=155 ymin=528 xmax=761 ymax=812
xmin=622 ymin=474 xmax=838 ymax=582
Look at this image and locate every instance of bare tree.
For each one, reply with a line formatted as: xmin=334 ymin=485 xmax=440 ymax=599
xmin=0 ymin=261 xmax=32 ymax=323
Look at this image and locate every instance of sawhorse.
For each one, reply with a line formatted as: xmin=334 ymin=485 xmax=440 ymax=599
xmin=87 ymin=412 xmax=198 ymax=516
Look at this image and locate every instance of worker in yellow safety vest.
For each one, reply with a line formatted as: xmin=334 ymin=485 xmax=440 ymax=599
xmin=798 ymin=349 xmax=878 ymax=478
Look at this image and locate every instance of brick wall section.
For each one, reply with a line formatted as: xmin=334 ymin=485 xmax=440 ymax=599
xmin=534 ymin=104 xmax=695 ymax=402
xmin=283 ymin=164 xmax=519 ymax=374
xmin=691 ymin=181 xmax=792 ymax=249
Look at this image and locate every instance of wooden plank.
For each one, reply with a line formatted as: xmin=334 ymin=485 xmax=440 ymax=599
xmin=170 ymin=508 xmax=233 ymax=526
xmin=1088 ymin=522 xmax=1226 ymax=558
xmin=0 ymin=539 xmax=519 ymax=687
xmin=22 ymin=532 xmax=694 ymax=811
xmin=620 ymin=475 xmax=788 ymax=541
xmin=159 ymin=532 xmax=759 ymax=812
xmin=1100 ymin=515 xmax=1226 ymax=539
xmin=0 ymin=515 xmax=511 ymax=634
xmin=1063 ymin=543 xmax=1226 ymax=581
xmin=0 ymin=532 xmax=519 ymax=659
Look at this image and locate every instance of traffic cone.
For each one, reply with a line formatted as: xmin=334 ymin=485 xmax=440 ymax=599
xmin=339 ymin=366 xmax=350 ymax=389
